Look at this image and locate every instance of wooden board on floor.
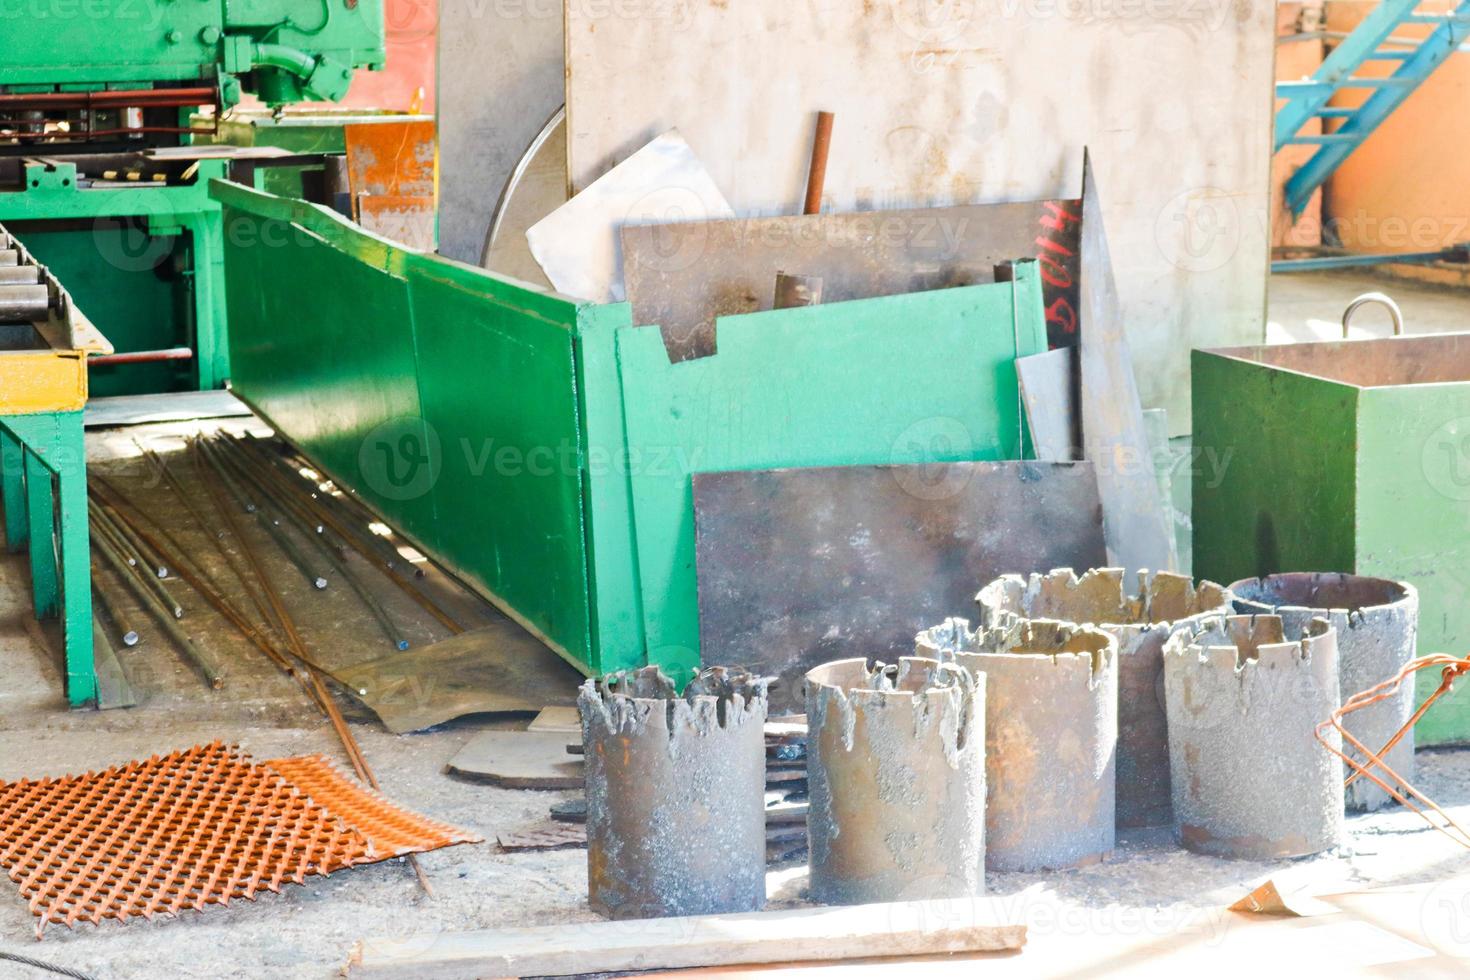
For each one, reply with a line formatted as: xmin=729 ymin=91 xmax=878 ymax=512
xmin=446 ymin=731 xmax=583 ymax=789
xmin=347 ymin=897 xmax=1026 ymax=978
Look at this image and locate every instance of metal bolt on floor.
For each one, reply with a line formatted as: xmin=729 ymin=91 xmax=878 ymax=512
xmin=1230 ymin=573 xmax=1418 ymax=812
xmin=579 ymin=666 xmax=769 ymax=920
xmin=976 ymin=567 xmax=1231 ymax=828
xmin=1163 ymin=614 xmax=1345 ymax=860
xmin=918 ymin=618 xmax=1116 ymax=872
xmin=804 ymin=656 xmax=984 ymax=905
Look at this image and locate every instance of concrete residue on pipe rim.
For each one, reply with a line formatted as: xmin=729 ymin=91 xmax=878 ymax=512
xmin=977 ymin=567 xmax=1230 ymax=633
xmin=578 ymin=665 xmax=769 ymax=742
xmin=1165 ymin=614 xmax=1334 ymax=676
xmin=918 ymin=617 xmax=1116 ymax=689
xmin=805 ymin=657 xmax=980 ymax=766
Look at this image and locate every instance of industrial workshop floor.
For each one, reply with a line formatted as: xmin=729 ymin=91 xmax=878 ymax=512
xmin=0 ymin=272 xmax=1469 ymax=977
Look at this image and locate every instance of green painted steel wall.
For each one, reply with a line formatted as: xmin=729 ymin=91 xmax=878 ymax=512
xmin=216 ymin=181 xmax=1050 ymax=682
xmin=605 ymin=273 xmax=1048 ymax=677
xmin=1192 ymin=350 xmax=1359 ymax=583
xmin=1356 ymin=385 xmax=1470 ymax=745
xmin=1193 ymin=349 xmax=1470 ymax=746
xmin=216 ymin=181 xmax=593 ymax=669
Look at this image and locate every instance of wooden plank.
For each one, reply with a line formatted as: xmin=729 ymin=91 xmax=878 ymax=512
xmin=563 ymin=1 xmax=1273 ymax=429
xmin=347 ymin=898 xmax=1026 ymax=978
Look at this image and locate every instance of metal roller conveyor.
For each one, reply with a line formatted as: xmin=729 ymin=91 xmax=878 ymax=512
xmin=0 ymin=266 xmax=39 ymax=284
xmin=0 ymin=284 xmax=49 ymax=322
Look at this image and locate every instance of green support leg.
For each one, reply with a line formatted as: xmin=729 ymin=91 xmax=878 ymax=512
xmin=53 ymin=420 xmax=96 ymax=705
xmin=24 ymin=449 xmax=58 ymax=620
xmin=4 ymin=412 xmax=97 ymax=706
xmin=0 ymin=427 xmax=25 ymax=552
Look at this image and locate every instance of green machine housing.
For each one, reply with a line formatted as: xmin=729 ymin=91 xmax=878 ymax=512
xmin=0 ymin=0 xmax=385 ymax=396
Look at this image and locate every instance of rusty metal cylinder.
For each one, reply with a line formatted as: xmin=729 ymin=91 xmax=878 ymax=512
xmin=976 ymin=567 xmax=1231 ymax=828
xmin=1230 ymin=573 xmax=1418 ymax=812
xmin=805 ymin=657 xmax=984 ymax=905
xmin=1163 ymin=614 xmax=1345 ymax=859
xmin=579 ymin=666 xmax=769 ymax=919
xmin=919 ymin=618 xmax=1117 ymax=872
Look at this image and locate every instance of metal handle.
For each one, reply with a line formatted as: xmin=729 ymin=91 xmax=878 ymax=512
xmin=1342 ymin=292 xmax=1404 ymax=339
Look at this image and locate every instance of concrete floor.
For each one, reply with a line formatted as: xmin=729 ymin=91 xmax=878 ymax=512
xmin=1267 ymin=269 xmax=1470 ymax=343
xmin=3 ymin=288 xmax=1470 ymax=977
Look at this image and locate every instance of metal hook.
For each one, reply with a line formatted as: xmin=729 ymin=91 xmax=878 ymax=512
xmin=1342 ymin=292 xmax=1405 ymax=339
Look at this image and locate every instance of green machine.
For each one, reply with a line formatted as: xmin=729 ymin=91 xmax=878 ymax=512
xmin=0 ymin=0 xmax=385 ymax=396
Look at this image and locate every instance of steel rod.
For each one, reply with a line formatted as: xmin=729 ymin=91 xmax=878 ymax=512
xmin=802 ymin=111 xmax=835 ymax=216
xmin=91 ymin=579 xmax=140 ymax=648
xmin=93 ymin=532 xmax=222 ymax=689
xmin=188 ymin=441 xmax=434 ymax=896
xmin=91 ymin=502 xmax=183 ymax=617
xmin=224 ymin=435 xmax=463 ymax=633
xmin=90 ymin=347 xmax=194 ymax=367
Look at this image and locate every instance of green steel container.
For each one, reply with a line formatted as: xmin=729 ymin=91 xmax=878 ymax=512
xmin=1193 ymin=335 xmax=1470 ymax=746
xmin=212 ymin=181 xmax=1049 ymax=682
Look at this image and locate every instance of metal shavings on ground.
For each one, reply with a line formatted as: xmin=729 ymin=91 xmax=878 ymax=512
xmin=0 ymin=742 xmax=481 ymax=938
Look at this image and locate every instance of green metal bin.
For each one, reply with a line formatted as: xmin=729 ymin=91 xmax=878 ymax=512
xmin=1193 ymin=334 xmax=1470 ymax=746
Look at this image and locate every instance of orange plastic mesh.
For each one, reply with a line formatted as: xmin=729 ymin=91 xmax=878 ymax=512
xmin=0 ymin=742 xmax=479 ymax=937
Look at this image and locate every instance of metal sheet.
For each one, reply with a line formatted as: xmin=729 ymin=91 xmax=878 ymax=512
xmin=621 ymin=198 xmax=1081 ymax=361
xmin=1078 ymin=155 xmax=1175 ymax=572
xmin=563 ymin=0 xmax=1274 ymax=429
xmin=526 ymin=131 xmax=734 ymax=304
xmin=480 ymin=107 xmax=566 ymax=289
xmin=693 ymin=460 xmax=1106 ymax=712
xmin=333 ymin=621 xmax=584 ymax=735
xmin=1016 ymin=347 xmax=1079 ymax=462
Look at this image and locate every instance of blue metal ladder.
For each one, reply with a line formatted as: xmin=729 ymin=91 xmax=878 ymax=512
xmin=1276 ymin=0 xmax=1470 ymax=218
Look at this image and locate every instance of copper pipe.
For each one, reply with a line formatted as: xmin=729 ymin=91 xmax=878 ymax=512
xmin=91 ymin=347 xmax=193 ymax=367
xmin=802 ymin=111 xmax=835 ymax=216
xmin=0 ymin=88 xmax=217 ymax=110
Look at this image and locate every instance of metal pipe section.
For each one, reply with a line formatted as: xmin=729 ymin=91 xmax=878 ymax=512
xmin=580 ymin=666 xmax=769 ymax=919
xmin=919 ymin=618 xmax=1117 ymax=872
xmin=90 ymin=347 xmax=194 ymax=367
xmin=802 ymin=110 xmax=834 ymax=215
xmin=805 ymin=656 xmax=983 ymax=905
xmin=976 ymin=567 xmax=1232 ymax=829
xmin=1230 ymin=574 xmax=1418 ymax=812
xmin=1163 ymin=614 xmax=1344 ymax=859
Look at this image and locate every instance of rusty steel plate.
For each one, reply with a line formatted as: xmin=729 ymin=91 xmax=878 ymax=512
xmin=621 ymin=197 xmax=1082 ymax=362
xmin=693 ymin=460 xmax=1107 ymax=712
xmin=0 ymin=742 xmax=480 ymax=937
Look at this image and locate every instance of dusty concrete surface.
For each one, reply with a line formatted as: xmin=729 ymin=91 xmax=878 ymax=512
xmin=1268 ymin=270 xmax=1470 ymax=344
xmin=1 ymin=417 xmax=1470 ymax=979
